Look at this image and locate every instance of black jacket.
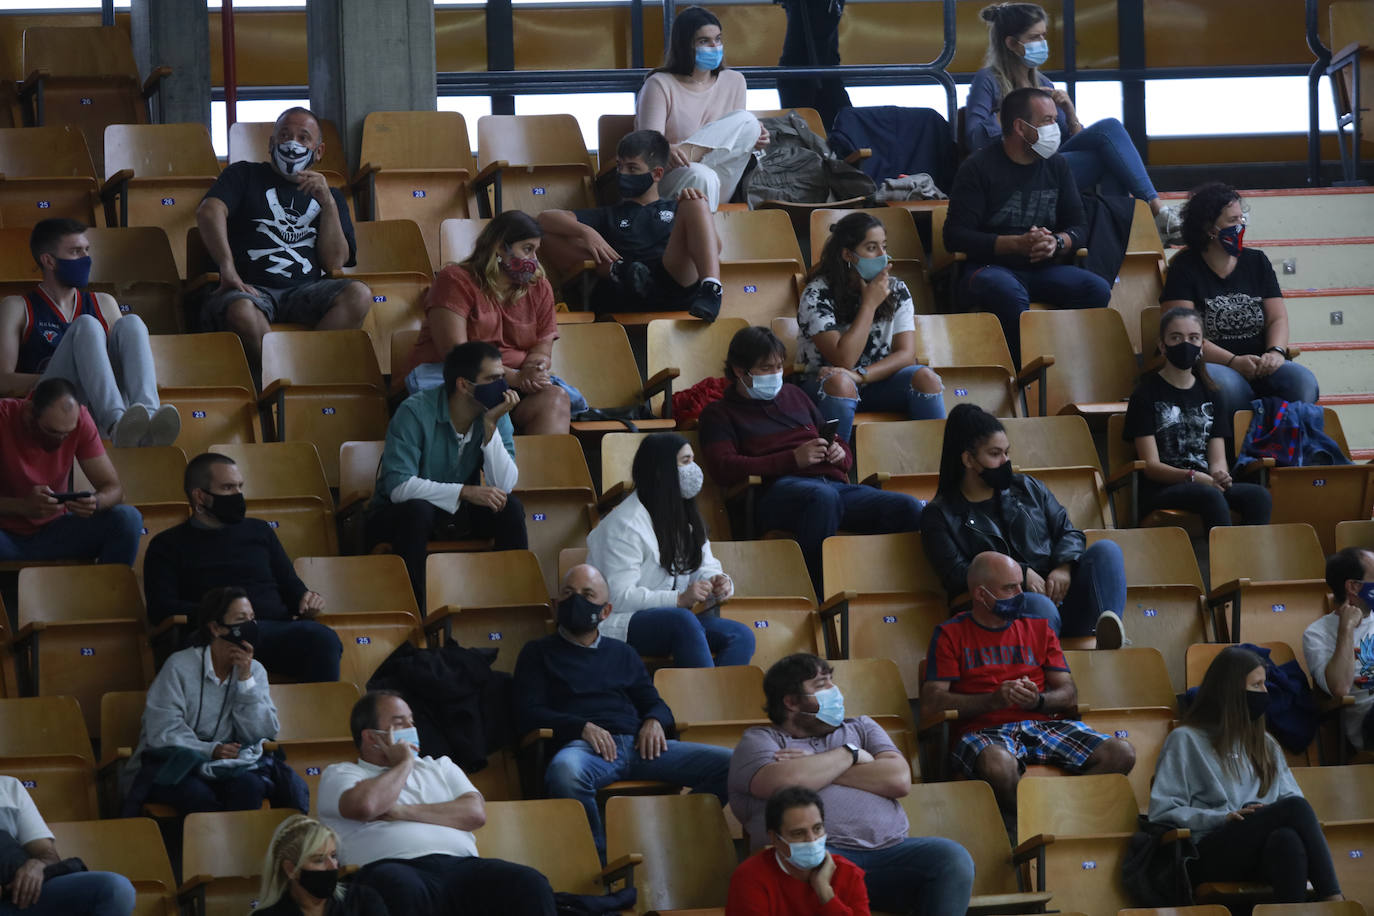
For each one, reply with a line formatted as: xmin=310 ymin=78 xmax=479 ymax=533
xmin=920 ymin=474 xmax=1085 ymax=600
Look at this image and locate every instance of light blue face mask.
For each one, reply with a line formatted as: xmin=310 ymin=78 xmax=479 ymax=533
xmin=389 ymin=726 xmax=421 ymax=755
xmin=782 ymin=835 xmax=827 ymax=871
xmin=855 ymin=252 xmax=890 ymax=282
xmin=1020 ymin=39 xmax=1049 ymax=68
xmin=807 ymin=685 xmax=845 ymax=727
xmin=745 ymin=370 xmax=783 ymax=401
xmin=695 ymin=45 xmax=724 ymax=71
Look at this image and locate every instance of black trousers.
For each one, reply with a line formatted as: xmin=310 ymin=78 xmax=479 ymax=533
xmin=777 ymin=0 xmax=851 ymax=131
xmin=1192 ymin=795 xmax=1342 ymax=902
xmin=1143 ymin=480 xmax=1271 ymax=531
xmin=354 ymin=854 xmax=556 ymax=916
xmin=369 ymin=496 xmax=527 ymax=610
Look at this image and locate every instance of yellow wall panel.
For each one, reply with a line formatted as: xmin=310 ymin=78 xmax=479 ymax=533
xmin=1144 ymin=0 xmax=1338 ymax=68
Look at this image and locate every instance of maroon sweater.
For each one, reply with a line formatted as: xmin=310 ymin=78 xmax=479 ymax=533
xmin=698 ymin=384 xmax=852 ymax=487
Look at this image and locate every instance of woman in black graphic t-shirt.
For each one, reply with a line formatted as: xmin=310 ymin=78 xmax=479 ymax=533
xmin=1159 ymin=182 xmax=1319 ymax=422
xmin=1123 ymin=306 xmax=1271 ymax=531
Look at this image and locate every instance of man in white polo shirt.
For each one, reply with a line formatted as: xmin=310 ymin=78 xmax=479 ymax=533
xmin=317 ymin=690 xmax=556 ymax=916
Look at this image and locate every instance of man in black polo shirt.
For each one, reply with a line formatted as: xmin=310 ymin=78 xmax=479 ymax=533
xmin=538 ymin=129 xmax=723 ymax=321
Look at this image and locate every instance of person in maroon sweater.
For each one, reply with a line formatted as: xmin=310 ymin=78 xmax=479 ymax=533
xmin=727 ymin=786 xmax=870 ymax=916
xmin=697 ymin=325 xmax=923 ymax=591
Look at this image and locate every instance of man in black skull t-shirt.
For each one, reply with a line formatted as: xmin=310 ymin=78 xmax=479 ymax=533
xmin=195 ymin=106 xmax=370 ymax=374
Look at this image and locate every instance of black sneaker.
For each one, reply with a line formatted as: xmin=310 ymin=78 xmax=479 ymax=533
xmin=609 ymin=259 xmax=653 ymax=300
xmin=687 ymin=279 xmax=722 ymax=322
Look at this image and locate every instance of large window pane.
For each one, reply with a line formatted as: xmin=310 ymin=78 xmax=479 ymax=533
xmin=1147 ymin=76 xmax=1337 ymax=136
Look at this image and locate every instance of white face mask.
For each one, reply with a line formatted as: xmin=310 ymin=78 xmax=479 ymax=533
xmin=678 ymin=461 xmax=704 ymax=500
xmin=1026 ymin=121 xmax=1061 ymax=159
xmin=272 ymin=139 xmax=315 ymax=176
xmin=745 ymin=370 xmax=784 ymax=401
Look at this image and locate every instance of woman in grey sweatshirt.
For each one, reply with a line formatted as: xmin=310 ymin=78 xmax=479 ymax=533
xmin=1148 ymin=646 xmax=1343 ymax=904
xmin=120 ymin=587 xmax=288 ymax=816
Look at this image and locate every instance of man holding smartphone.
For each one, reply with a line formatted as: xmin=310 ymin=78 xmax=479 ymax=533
xmin=0 ymin=376 xmax=141 ymax=565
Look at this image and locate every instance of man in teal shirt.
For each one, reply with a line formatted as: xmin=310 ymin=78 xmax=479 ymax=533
xmin=370 ymin=340 xmax=526 ymax=608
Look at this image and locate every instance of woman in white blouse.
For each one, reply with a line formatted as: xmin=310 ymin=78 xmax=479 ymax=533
xmin=586 ymin=432 xmax=754 ymax=667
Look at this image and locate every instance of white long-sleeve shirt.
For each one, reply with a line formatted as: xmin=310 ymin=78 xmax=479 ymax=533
xmin=388 ymin=422 xmax=519 ymax=514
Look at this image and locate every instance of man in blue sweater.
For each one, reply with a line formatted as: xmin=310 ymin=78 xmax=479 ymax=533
xmin=513 ymin=563 xmax=732 ymax=857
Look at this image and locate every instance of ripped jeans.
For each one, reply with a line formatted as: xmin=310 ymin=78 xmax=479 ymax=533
xmin=800 ymin=364 xmax=945 ymax=443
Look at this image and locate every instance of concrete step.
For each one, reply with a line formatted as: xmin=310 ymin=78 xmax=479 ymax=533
xmin=1324 ymin=400 xmax=1374 ymax=456
xmin=1168 ymin=242 xmax=1374 ymax=290
xmin=1287 ymin=293 xmax=1374 ymax=344
xmin=1294 ymin=345 xmax=1373 ymax=396
xmin=1159 ymin=188 xmax=1374 ymax=241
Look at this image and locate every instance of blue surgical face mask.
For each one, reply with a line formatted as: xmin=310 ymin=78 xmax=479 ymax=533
xmin=53 ymin=255 xmax=92 ymax=290
xmin=695 ymin=45 xmax=724 ymax=72
xmin=985 ymin=588 xmax=1026 ymax=621
xmin=1020 ymin=39 xmax=1049 ymax=68
xmin=389 ymin=725 xmax=420 ymax=755
xmin=854 ymin=252 xmax=890 ymax=282
xmin=782 ymin=835 xmax=827 ymax=871
xmin=745 ymin=370 xmax=783 ymax=401
xmin=805 ymin=685 xmax=845 ymax=727
xmin=1358 ymin=581 xmax=1374 ymax=611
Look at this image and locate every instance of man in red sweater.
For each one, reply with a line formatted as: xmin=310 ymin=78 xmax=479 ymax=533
xmin=726 ymin=786 xmax=869 ymax=916
xmin=697 ymin=325 xmax=923 ymax=591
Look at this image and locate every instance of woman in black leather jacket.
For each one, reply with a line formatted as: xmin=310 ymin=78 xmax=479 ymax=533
xmin=920 ymin=403 xmax=1128 ymax=646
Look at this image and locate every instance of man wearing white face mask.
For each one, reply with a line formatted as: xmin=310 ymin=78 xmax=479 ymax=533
xmin=317 ymin=691 xmax=558 ymax=916
xmin=729 ymin=653 xmax=974 ymax=916
xmin=196 ymin=106 xmax=371 ymax=378
xmin=944 ymin=85 xmax=1111 ymax=366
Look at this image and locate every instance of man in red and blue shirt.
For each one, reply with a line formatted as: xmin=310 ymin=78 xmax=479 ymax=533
xmin=921 ymin=550 xmax=1135 ymax=813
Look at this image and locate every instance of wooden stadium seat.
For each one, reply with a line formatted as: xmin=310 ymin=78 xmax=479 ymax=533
xmin=1185 ymin=641 xmax=1301 ymax=691
xmin=18 ymin=26 xmax=166 ymax=176
xmin=1125 ymin=198 xmax=1166 ymax=257
xmin=1085 ymin=527 xmax=1209 ymax=694
xmin=1208 ymin=523 xmax=1329 ymax=650
xmin=268 ymin=681 xmax=360 ymax=814
xmin=0 ymin=603 xmax=17 ymax=698
xmin=820 ymin=532 xmax=949 ymax=697
xmin=1232 ymin=407 xmax=1372 ymax=555
xmin=424 ymin=551 xmax=553 ymax=673
xmin=855 ymin=417 xmax=945 ymax=501
xmin=511 ymin=434 xmax=598 ymax=596
xmin=716 ymin=259 xmax=804 ymax=327
xmin=604 ymin=794 xmax=736 ymax=913
xmin=439 ymin=216 xmax=489 ymax=266
xmin=474 ymin=798 xmax=641 ymax=896
xmin=339 ymin=218 xmax=432 ymax=375
xmin=1031 ymin=465 xmax=1113 ymax=530
xmin=555 ymin=323 xmax=678 ymax=434
xmin=0 ymin=226 xmax=43 ymax=299
xmin=1321 ymin=823 xmax=1374 ymax=916
xmin=714 ymin=209 xmax=805 ymax=265
xmin=1063 ymin=647 xmax=1176 ymax=712
xmin=1106 ymin=413 xmax=1202 ymax=532
xmin=1075 ymin=707 xmax=1174 ymax=812
xmin=150 ymin=332 xmax=261 ymax=456
xmin=48 ymin=817 xmax=178 ymax=916
xmin=228 ymin=119 xmax=350 ymax=176
xmin=1110 ymin=253 xmax=1167 ymax=355
xmin=1020 ymin=309 xmax=1137 ymax=418
xmin=645 ymin=317 xmax=749 ymax=418
xmin=652 ymin=665 xmax=768 ymax=749
xmin=260 ymin=329 xmax=389 ymax=487
xmin=179 ymin=807 xmax=298 ymax=916
xmin=1253 ymin=905 xmax=1366 ymax=916
xmin=809 ymin=207 xmax=934 ymax=313
xmin=84 ymin=226 xmax=186 ymax=333
xmin=1329 ymin=0 xmax=1374 ymax=185
xmin=1336 ymin=519 xmax=1374 ymax=550
xmin=209 ymin=441 xmax=339 ymax=558
xmin=1017 ymin=773 xmax=1141 ymax=914
xmin=596 ymin=114 xmax=636 ymax=173
xmin=712 ymin=539 xmax=822 ymax=672
xmin=15 ymin=565 xmax=154 ymax=740
xmin=73 ymin=445 xmax=190 ymax=583
xmin=900 ymin=781 xmax=1054 ymax=914
xmin=100 ymin=123 xmax=219 ymax=280
xmin=911 ymin=313 xmax=1047 ymax=418
xmin=355 ymin=110 xmax=490 ymax=269
xmin=0 ymin=695 xmax=98 ymax=822
xmin=96 ymin=689 xmax=144 ymax=816
xmin=1291 ymin=764 xmax=1374 ymax=823
xmin=0 ymin=124 xmax=102 ymax=227
xmin=476 ymin=114 xmax=595 ymax=217
xmin=598 ymin=430 xmax=732 ymax=539
xmin=1121 ymin=908 xmax=1231 ymax=915
xmin=829 ymin=657 xmax=919 ymax=765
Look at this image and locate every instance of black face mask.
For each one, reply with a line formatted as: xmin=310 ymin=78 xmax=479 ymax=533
xmin=979 ymin=460 xmax=1014 ymax=492
xmin=557 ymin=593 xmax=604 ymax=635
xmin=219 ymin=617 xmax=258 ymax=650
xmin=205 ymin=491 xmax=247 ymax=525
xmin=295 ymin=867 xmax=339 ymax=900
xmin=617 ymin=170 xmax=655 ymax=199
xmin=1165 ymin=341 xmax=1202 ymax=371
xmin=1245 ymin=689 xmax=1270 ymax=722
xmin=471 ymin=378 xmax=510 ymax=410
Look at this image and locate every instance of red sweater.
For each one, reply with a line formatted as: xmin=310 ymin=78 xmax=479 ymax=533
xmin=698 ymin=384 xmax=852 ymax=487
xmin=726 ymin=848 xmax=869 ymax=916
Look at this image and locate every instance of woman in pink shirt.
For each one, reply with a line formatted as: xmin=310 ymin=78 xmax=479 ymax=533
xmin=635 ymin=6 xmax=770 ymax=209
xmin=402 ymin=211 xmax=571 ymax=434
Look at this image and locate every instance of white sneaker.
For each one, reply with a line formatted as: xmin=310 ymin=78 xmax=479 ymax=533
xmin=142 ymin=404 xmax=182 ymax=448
xmin=109 ymin=405 xmax=150 ymax=448
xmin=1095 ymin=610 xmax=1126 ymax=650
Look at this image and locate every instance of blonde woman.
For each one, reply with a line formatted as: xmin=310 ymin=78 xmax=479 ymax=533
xmin=255 ymin=815 xmax=388 ymax=916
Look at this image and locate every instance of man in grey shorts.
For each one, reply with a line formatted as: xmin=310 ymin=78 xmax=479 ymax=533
xmin=195 ymin=106 xmax=371 ymax=376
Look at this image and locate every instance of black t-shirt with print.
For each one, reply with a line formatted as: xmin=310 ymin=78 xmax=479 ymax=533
xmin=202 ymin=161 xmax=357 ymax=289
xmin=1159 ymin=247 xmax=1281 ymax=357
xmin=574 ymin=198 xmax=677 ymax=264
xmin=1123 ymin=372 xmax=1220 ymax=473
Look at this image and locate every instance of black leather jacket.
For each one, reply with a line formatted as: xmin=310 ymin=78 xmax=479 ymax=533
xmin=920 ymin=473 xmax=1086 ymax=600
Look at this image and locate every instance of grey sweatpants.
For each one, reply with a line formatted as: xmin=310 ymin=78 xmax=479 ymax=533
xmin=40 ymin=313 xmax=159 ymax=435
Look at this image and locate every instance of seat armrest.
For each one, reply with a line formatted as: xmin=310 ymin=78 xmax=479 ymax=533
xmin=519 ymin=727 xmax=554 ymax=749
xmin=1329 ymin=42 xmax=1367 ymax=70
xmin=817 ymin=591 xmax=854 ymax=618
xmin=1011 ymin=833 xmax=1053 ymax=864
xmin=473 ymin=161 xmax=505 ymax=185
xmin=258 ymin=378 xmax=291 ymax=404
xmin=1015 ymin=354 xmax=1053 ymax=386
xmin=423 ymin=605 xmax=460 ymax=635
xmin=184 ymin=272 xmax=220 ymax=296
xmin=917 ymin=708 xmax=958 ymax=734
xmin=843 ymin=148 xmax=872 ymax=166
xmin=596 ymin=480 xmax=631 ymax=515
xmin=177 ymin=874 xmax=213 ymax=895
xmin=642 ymin=367 xmax=679 ymax=405
xmin=141 ymin=67 xmax=172 ymax=99
xmin=1105 ymin=460 xmax=1145 ymax=491
xmin=1206 ymin=577 xmax=1251 ymax=602
xmin=676 ymin=718 xmax=771 ymax=735
xmin=100 ymin=170 xmax=134 ymax=202
xmin=598 ymin=852 xmax=643 ymax=889
xmin=859 ymin=472 xmax=891 ymax=488
xmin=19 ymin=70 xmax=49 ymax=98
xmin=149 ymin=615 xmax=189 ymax=640
xmin=350 ymin=162 xmax=381 ymax=189
xmin=723 ymin=475 xmax=763 ymax=502
xmin=1158 ymin=828 xmax=1192 ymax=845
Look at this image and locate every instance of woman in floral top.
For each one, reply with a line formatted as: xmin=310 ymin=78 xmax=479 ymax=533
xmin=797 ymin=211 xmax=945 ymax=442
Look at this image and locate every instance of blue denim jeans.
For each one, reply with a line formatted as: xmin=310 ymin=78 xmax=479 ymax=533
xmin=828 ymin=836 xmax=975 ymax=916
xmin=800 ymin=365 xmax=947 ymax=443
xmin=1060 ymin=117 xmax=1160 ymax=203
xmin=0 ymin=871 xmax=137 ymax=916
xmin=958 ymin=263 xmax=1112 ymax=366
xmin=755 ymin=476 xmax=924 ymax=594
xmin=0 ymin=504 xmax=142 ymax=566
xmin=544 ymin=733 xmax=732 ymax=856
xmin=626 ymin=606 xmax=756 ymax=667
xmin=1016 ymin=539 xmax=1128 ymax=638
xmin=1207 ymin=359 xmax=1321 ymax=421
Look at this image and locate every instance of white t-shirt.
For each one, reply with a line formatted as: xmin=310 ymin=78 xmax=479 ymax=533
xmin=0 ymin=776 xmax=53 ymax=846
xmin=1302 ymin=608 xmax=1374 ymax=749
xmin=796 ymin=276 xmax=917 ymax=379
xmin=316 ymin=756 xmax=482 ymax=866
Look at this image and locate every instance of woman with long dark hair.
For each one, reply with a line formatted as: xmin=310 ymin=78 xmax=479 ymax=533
xmin=920 ymin=403 xmax=1128 ymax=646
xmin=1150 ymin=646 xmax=1344 ymax=904
xmin=635 ymin=5 xmax=768 ymax=209
xmin=965 ymin=2 xmax=1180 ymax=242
xmin=1160 ymin=182 xmax=1319 ymax=420
xmin=401 ymin=210 xmax=573 ymax=434
xmin=586 ymin=432 xmax=754 ymax=667
xmin=797 ymin=212 xmax=945 ymax=443
xmin=1121 ymin=305 xmax=1271 ymax=531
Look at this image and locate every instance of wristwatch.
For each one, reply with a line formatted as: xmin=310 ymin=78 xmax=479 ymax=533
xmin=1054 ymin=234 xmax=1067 ymax=254
xmin=844 ymin=742 xmax=861 ymax=765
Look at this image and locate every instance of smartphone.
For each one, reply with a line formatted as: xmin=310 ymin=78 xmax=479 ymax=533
xmin=821 ymin=419 xmax=840 ymax=444
xmin=52 ymin=490 xmax=93 ymax=503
